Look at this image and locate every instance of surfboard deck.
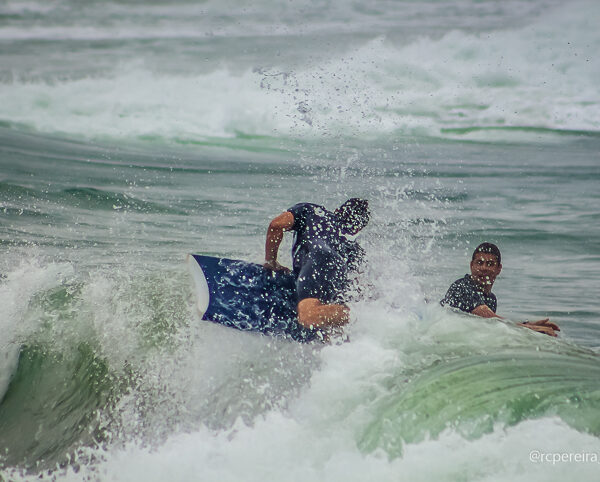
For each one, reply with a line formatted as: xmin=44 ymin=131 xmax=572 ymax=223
xmin=188 ymin=254 xmax=317 ymax=342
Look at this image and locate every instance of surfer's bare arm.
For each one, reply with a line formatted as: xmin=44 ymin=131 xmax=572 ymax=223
xmin=522 ymin=318 xmax=560 ymax=330
xmin=264 ymin=211 xmax=294 ymax=271
xmin=471 ymin=305 xmax=559 ymax=337
xmin=471 ymin=304 xmax=499 ymax=318
xmin=518 ymin=319 xmax=560 ymax=337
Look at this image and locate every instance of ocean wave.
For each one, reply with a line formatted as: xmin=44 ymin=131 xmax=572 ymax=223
xmin=2 ymin=254 xmax=600 ymax=479
xmin=1 ymin=1 xmax=598 ymax=144
xmin=59 ymin=187 xmax=183 ymax=214
xmin=359 ymin=344 xmax=600 ymax=457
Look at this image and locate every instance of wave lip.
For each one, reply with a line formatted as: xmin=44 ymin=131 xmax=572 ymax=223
xmin=359 ymin=347 xmax=600 ymax=458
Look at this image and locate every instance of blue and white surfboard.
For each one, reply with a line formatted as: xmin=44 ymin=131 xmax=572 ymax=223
xmin=188 ymin=254 xmax=318 ymax=342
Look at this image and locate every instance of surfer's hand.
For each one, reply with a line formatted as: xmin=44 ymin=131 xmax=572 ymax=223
xmin=519 ymin=319 xmax=560 ymax=337
xmin=527 ymin=318 xmax=560 ymax=331
xmin=263 ymin=260 xmax=290 ymax=273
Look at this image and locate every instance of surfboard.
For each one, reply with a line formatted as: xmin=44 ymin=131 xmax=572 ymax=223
xmin=187 ymin=254 xmax=318 ymax=342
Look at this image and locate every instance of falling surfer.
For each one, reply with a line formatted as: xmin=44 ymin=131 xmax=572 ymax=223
xmin=264 ymin=198 xmax=370 ymax=334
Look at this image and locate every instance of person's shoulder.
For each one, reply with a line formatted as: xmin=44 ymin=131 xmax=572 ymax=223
xmin=449 ymin=274 xmax=472 ymax=288
xmin=287 ymin=202 xmax=307 ymax=217
xmin=440 ymin=274 xmax=479 ymax=311
xmin=288 ymin=202 xmax=316 ymax=211
xmin=288 ymin=202 xmax=328 ymax=216
xmin=442 ymin=274 xmax=475 ymax=298
xmin=297 ymin=202 xmax=327 ymax=209
xmin=287 ymin=203 xmax=327 ymax=230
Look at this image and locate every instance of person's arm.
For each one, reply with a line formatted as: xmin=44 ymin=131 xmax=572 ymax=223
xmin=517 ymin=319 xmax=560 ymax=337
xmin=471 ymin=304 xmax=499 ymax=318
xmin=263 ymin=211 xmax=294 ymax=271
xmin=471 ymin=305 xmax=560 ymax=337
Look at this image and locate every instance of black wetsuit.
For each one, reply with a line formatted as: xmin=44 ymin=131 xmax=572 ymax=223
xmin=440 ymin=274 xmax=497 ymax=313
xmin=287 ymin=203 xmax=364 ymax=304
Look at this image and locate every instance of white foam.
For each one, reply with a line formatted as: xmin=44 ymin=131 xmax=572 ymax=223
xmin=50 ymin=400 xmax=600 ymax=482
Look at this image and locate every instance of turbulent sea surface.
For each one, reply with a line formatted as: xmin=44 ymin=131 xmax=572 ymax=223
xmin=1 ymin=0 xmax=600 ymax=480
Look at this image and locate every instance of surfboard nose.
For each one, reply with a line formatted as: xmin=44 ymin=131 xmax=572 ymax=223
xmin=187 ymin=254 xmax=210 ymax=317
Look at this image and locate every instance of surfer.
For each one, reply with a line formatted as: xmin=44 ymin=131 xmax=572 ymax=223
xmin=263 ymin=199 xmax=370 ymax=331
xmin=441 ymin=242 xmax=560 ymax=336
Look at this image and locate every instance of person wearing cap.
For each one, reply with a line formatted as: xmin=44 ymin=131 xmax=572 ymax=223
xmin=441 ymin=242 xmax=560 ymax=336
xmin=264 ymin=199 xmax=370 ymax=331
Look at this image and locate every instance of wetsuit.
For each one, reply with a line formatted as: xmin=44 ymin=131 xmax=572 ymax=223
xmin=287 ymin=203 xmax=364 ymax=304
xmin=440 ymin=274 xmax=497 ymax=313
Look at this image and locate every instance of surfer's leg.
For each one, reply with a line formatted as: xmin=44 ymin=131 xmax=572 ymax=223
xmin=297 ymin=298 xmax=349 ymax=328
xmin=296 ymin=242 xmax=349 ymax=328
